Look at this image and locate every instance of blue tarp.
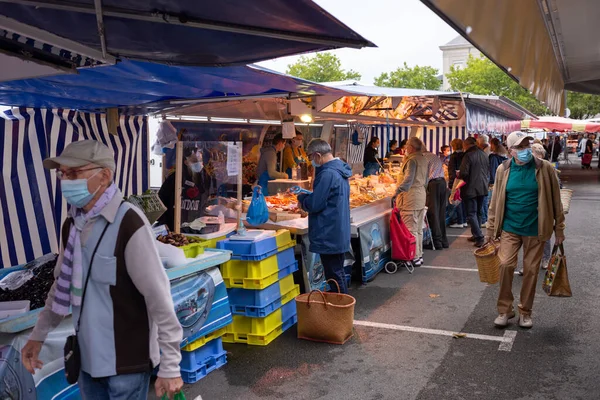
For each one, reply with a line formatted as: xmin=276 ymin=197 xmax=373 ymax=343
xmin=0 ymin=0 xmax=374 ymax=67
xmin=0 ymin=60 xmax=343 ymax=112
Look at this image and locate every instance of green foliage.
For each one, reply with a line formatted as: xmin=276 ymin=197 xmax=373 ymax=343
xmin=285 ymin=52 xmax=361 ymax=83
xmin=566 ymin=91 xmax=600 ymax=120
xmin=374 ymin=62 xmax=441 ymax=90
xmin=446 ymin=56 xmax=550 ymax=116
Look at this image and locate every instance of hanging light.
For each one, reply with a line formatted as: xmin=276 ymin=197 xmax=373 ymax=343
xmin=300 ymin=114 xmax=313 ymax=123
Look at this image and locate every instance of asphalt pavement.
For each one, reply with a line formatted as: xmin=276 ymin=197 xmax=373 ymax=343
xmin=169 ymin=159 xmax=600 ymax=400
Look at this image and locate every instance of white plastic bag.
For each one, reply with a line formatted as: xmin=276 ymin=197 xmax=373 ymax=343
xmin=152 ymin=120 xmax=178 ymax=155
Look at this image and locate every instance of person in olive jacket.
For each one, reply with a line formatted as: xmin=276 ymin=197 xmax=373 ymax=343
xmin=459 ymin=137 xmax=490 ymax=247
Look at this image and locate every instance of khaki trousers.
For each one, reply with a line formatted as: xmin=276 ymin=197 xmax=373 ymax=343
xmin=497 ymin=231 xmax=546 ymax=316
xmin=401 ymin=209 xmax=425 ymax=259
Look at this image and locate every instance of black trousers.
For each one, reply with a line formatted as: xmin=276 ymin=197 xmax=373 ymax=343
xmin=320 ymin=253 xmax=348 ymax=294
xmin=426 ymin=178 xmax=449 ymax=247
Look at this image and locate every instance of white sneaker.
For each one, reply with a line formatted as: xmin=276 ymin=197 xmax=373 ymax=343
xmin=449 ymin=223 xmax=463 ymax=228
xmin=519 ymin=314 xmax=533 ymax=329
xmin=481 ymin=222 xmax=488 ymax=228
xmin=413 ymin=257 xmax=423 ymax=267
xmin=494 ymin=311 xmax=516 ymax=327
xmin=463 ymin=223 xmax=468 ymax=228
xmin=540 ymin=259 xmax=550 ymax=270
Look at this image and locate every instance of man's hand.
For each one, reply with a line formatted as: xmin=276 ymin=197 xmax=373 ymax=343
xmin=155 ymin=376 xmax=184 ymax=399
xmin=555 ymin=235 xmax=565 ymax=245
xmin=22 ymin=340 xmax=44 ymax=374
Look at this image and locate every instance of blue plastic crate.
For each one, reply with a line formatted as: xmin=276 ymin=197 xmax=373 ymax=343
xmin=171 ymin=267 xmax=234 ymax=348
xmin=180 ymin=338 xmax=228 ymax=384
xmin=180 ymin=337 xmax=224 ymax=371
xmin=217 ymin=232 xmax=295 ymax=261
xmin=228 ymin=275 xmax=300 ymax=318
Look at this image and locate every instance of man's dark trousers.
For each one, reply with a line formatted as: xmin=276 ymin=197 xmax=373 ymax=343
xmin=320 ymin=253 xmax=348 ymax=293
xmin=464 ymin=196 xmax=485 ymax=241
xmin=426 ymin=177 xmax=449 ymax=248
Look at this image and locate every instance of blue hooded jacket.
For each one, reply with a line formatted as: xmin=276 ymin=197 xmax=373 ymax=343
xmin=298 ymin=159 xmax=352 ymax=255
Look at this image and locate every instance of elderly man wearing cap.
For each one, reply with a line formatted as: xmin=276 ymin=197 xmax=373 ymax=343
xmin=487 ymin=132 xmax=566 ymax=329
xmin=20 ymin=140 xmax=184 ymax=399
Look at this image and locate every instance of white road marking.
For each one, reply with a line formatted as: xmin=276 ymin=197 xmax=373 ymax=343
xmin=354 ymin=320 xmax=517 ymax=351
xmin=420 ymin=265 xmax=521 ymax=275
xmin=421 ymin=265 xmax=479 ymax=272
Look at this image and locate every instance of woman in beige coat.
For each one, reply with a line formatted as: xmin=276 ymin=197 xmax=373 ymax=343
xmin=394 ymin=137 xmax=429 ymax=266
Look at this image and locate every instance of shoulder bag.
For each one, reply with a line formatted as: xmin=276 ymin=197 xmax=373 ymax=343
xmin=64 ymin=221 xmax=110 ymax=384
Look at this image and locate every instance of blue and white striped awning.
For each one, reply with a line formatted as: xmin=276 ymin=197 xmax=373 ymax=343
xmin=0 ymin=29 xmax=105 ymax=69
xmin=0 ymin=108 xmax=149 ymax=268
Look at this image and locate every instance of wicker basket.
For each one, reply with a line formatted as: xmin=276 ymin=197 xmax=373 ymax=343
xmin=127 ymin=193 xmax=167 ymax=224
xmin=560 ymin=189 xmax=573 ymax=214
xmin=474 ymin=241 xmax=501 ymax=284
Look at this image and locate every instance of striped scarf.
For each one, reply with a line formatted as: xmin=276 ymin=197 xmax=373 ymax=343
xmin=52 ymin=183 xmax=117 ymax=316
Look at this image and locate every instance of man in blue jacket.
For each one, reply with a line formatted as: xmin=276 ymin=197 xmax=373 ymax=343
xmin=298 ymin=139 xmax=352 ymax=294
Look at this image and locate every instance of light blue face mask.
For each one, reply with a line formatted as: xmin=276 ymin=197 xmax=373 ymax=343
xmin=311 ymin=153 xmax=322 ymax=168
xmin=190 ymin=162 xmax=203 ymax=173
xmin=61 ymin=170 xmax=101 ymax=208
xmin=516 ymin=148 xmax=533 ymax=163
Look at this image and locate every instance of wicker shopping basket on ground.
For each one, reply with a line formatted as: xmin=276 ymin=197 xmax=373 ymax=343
xmin=295 ymin=280 xmax=356 ymax=345
xmin=474 ymin=241 xmax=501 ymax=284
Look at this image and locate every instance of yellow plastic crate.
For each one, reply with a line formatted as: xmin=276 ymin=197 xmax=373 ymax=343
xmin=181 ymin=326 xmax=228 ymax=352
xmin=274 ymin=229 xmax=293 ymax=248
xmin=180 ymin=240 xmax=209 ymax=258
xmin=222 ymin=300 xmax=297 ymax=346
xmin=196 ymin=235 xmax=226 ymax=249
xmin=221 ymin=242 xmax=296 ymax=290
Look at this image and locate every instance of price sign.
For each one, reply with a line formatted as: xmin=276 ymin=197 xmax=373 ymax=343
xmin=227 ymin=142 xmax=241 ymax=176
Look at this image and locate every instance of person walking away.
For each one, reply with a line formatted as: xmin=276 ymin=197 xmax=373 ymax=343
xmin=363 ymin=136 xmax=382 ymax=177
xmin=282 ymin=131 xmax=308 ymax=178
xmin=257 ymin=134 xmax=288 ymax=195
xmin=393 ymin=137 xmax=429 ymax=266
xmin=22 ymin=140 xmax=184 ymax=399
xmin=423 ymin=150 xmax=449 ymax=249
xmin=582 ymin=138 xmax=593 ymax=169
xmin=488 ymin=132 xmax=565 ymax=329
xmin=448 ymin=138 xmax=466 ymax=228
xmin=459 ymin=137 xmax=490 ymax=247
xmin=576 ymin=134 xmax=587 ymax=158
xmin=551 ymin=136 xmax=563 ymax=163
xmin=386 ymin=140 xmax=398 ymax=159
xmin=488 ymin=138 xmax=508 ymax=226
xmin=158 ymin=146 xmax=213 ymax=231
xmin=298 ymin=139 xmax=352 ymax=293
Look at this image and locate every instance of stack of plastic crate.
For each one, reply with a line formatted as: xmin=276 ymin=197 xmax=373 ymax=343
xmin=217 ymin=230 xmax=300 ymax=345
xmin=174 ymin=267 xmax=233 ymax=384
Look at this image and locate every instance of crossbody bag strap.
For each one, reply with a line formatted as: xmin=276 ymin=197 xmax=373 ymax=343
xmin=75 ymin=220 xmax=110 ymax=334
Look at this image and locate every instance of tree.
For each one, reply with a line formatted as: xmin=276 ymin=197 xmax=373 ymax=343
xmin=374 ymin=62 xmax=441 ymax=90
xmin=285 ymin=52 xmax=361 ymax=83
xmin=566 ymin=91 xmax=600 ymax=119
xmin=446 ymin=56 xmax=550 ymax=116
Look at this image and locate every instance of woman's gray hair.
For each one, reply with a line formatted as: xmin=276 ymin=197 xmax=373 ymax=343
xmin=307 ymin=139 xmax=332 ymax=155
xmin=407 ymin=137 xmax=423 ymax=152
xmin=531 ymin=143 xmax=546 ymax=158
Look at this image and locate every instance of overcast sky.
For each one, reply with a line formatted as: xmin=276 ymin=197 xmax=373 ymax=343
xmin=257 ymin=0 xmax=460 ymax=84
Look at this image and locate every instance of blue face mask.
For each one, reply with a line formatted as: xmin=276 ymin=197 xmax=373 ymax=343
xmin=516 ymin=148 xmax=533 ymax=163
xmin=61 ymin=171 xmax=101 ymax=208
xmin=311 ymin=153 xmax=322 ymax=168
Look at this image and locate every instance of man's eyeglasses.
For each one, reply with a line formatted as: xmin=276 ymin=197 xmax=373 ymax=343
xmin=56 ymin=167 xmax=102 ymax=180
